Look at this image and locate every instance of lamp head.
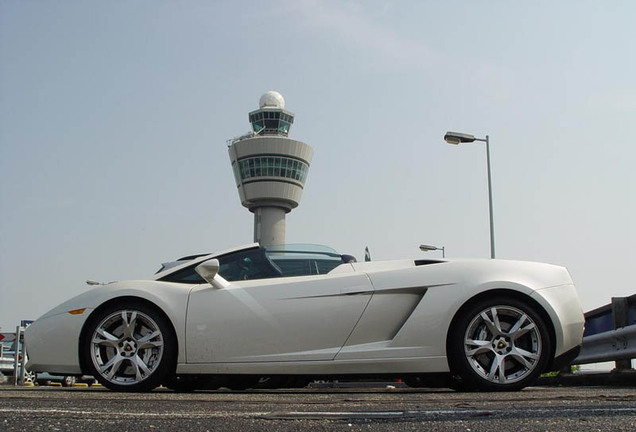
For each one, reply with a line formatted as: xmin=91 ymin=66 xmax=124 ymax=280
xmin=444 ymin=131 xmax=476 ymax=144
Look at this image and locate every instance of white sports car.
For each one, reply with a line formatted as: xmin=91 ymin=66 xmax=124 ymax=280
xmin=26 ymin=243 xmax=584 ymax=392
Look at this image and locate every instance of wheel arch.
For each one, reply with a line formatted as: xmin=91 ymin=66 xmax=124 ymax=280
xmin=445 ymin=288 xmax=557 ymax=371
xmin=78 ymin=296 xmax=179 ymax=376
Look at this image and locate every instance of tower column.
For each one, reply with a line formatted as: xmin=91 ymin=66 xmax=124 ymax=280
xmin=254 ymin=207 xmax=286 ymax=247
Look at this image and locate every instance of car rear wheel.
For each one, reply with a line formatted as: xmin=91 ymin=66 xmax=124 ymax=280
xmin=83 ymin=302 xmax=176 ymax=392
xmin=448 ymin=297 xmax=551 ymax=391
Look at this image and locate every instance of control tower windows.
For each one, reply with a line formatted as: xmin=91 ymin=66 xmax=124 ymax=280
xmin=238 ymin=156 xmax=309 ymax=184
xmin=249 ymin=110 xmax=294 ymax=135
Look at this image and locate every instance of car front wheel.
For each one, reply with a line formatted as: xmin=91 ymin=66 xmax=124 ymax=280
xmin=83 ymin=302 xmax=176 ymax=392
xmin=448 ymin=297 xmax=552 ymax=391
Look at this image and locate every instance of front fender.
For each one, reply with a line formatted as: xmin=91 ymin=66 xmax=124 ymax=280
xmin=27 ymin=281 xmax=194 ymax=374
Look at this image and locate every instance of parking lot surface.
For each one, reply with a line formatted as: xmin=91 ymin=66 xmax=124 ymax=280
xmin=1 ymin=385 xmax=635 ymax=431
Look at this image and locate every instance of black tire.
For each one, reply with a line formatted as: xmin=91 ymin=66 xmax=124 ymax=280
xmin=82 ymin=301 xmax=177 ymax=392
xmin=447 ymin=297 xmax=552 ymax=391
xmin=80 ymin=376 xmax=97 ymax=386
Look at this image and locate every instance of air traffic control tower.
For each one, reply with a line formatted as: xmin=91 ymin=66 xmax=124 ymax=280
xmin=228 ymin=91 xmax=313 ymax=247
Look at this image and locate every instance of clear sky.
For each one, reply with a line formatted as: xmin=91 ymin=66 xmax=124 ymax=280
xmin=1 ymin=0 xmax=635 ymax=330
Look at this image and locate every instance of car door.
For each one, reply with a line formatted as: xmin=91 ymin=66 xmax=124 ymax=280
xmin=186 ymin=271 xmax=373 ymax=363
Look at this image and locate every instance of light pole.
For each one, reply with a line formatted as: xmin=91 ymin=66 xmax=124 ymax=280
xmin=444 ymin=131 xmax=495 ymax=259
xmin=419 ymin=244 xmax=445 ymax=258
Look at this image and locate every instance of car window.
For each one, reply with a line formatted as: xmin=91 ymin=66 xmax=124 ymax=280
xmin=158 ymin=245 xmax=347 ymax=284
xmin=157 ymin=248 xmax=280 ymax=284
xmin=158 ymin=265 xmax=205 ymax=284
xmin=266 ymin=244 xmax=343 ymax=276
xmin=218 ymin=248 xmax=282 ymax=281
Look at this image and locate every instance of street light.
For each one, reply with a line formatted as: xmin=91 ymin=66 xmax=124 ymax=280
xmin=419 ymin=244 xmax=446 ymax=258
xmin=444 ymin=131 xmax=495 ymax=259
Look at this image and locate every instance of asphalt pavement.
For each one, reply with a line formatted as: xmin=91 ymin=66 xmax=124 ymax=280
xmin=1 ymin=384 xmax=635 ymax=431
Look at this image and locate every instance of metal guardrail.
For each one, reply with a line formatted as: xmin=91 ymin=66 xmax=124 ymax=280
xmin=583 ymin=295 xmax=636 ymax=336
xmin=574 ymin=324 xmax=636 ymax=365
xmin=573 ymin=295 xmax=636 ymax=369
xmin=1 ymin=331 xmax=17 ymax=377
xmin=0 ymin=326 xmax=29 ymax=386
xmin=14 ymin=326 xmax=28 ymax=386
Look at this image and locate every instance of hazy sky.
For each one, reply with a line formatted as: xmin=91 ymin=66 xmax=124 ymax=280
xmin=1 ymin=0 xmax=635 ymax=330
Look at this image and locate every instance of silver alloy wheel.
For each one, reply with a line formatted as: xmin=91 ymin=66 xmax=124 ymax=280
xmin=90 ymin=310 xmax=164 ymax=386
xmin=24 ymin=370 xmax=37 ymax=384
xmin=61 ymin=375 xmax=76 ymax=387
xmin=463 ymin=305 xmax=541 ymax=385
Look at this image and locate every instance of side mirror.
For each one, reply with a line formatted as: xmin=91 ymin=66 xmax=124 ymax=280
xmin=195 ymin=259 xmax=229 ymax=289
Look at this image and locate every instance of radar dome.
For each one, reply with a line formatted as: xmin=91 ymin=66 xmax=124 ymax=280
xmin=259 ymin=91 xmax=285 ymax=109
